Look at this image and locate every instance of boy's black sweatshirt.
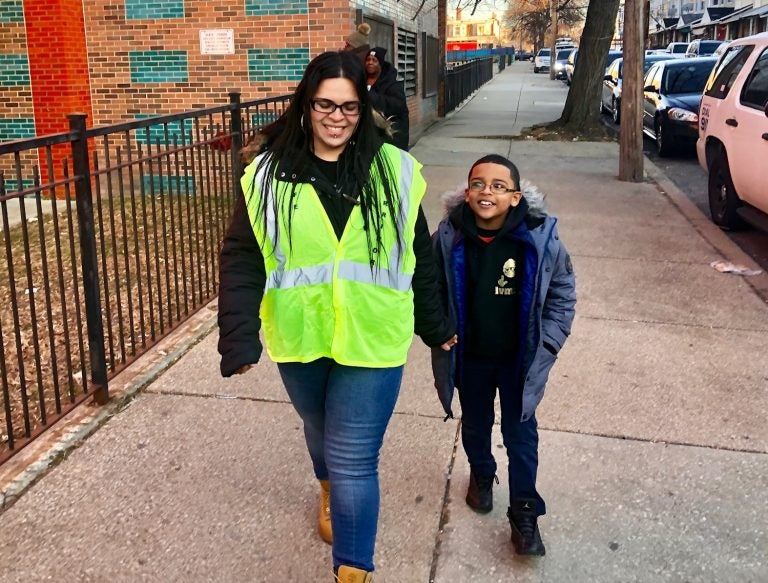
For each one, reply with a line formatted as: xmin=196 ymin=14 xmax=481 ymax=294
xmin=453 ymin=199 xmax=530 ymax=358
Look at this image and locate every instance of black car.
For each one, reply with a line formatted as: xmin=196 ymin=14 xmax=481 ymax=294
xmin=516 ymin=49 xmax=534 ymax=61
xmin=642 ymin=57 xmax=717 ymax=156
xmin=600 ymin=53 xmax=678 ymax=123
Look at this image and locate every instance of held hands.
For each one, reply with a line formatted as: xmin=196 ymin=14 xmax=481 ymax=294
xmin=235 ymin=364 xmax=253 ymax=375
xmin=440 ymin=334 xmax=458 ymax=352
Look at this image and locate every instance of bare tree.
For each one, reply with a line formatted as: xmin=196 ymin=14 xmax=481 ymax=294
xmin=557 ymin=0 xmax=621 ymax=133
xmin=504 ymin=0 xmax=585 ymax=52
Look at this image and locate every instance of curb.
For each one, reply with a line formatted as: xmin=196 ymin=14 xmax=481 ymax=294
xmin=644 ymin=155 xmax=768 ymax=304
xmin=0 ymin=301 xmax=218 ymax=513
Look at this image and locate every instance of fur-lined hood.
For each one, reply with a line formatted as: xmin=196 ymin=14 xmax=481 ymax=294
xmin=440 ymin=179 xmax=548 ymax=219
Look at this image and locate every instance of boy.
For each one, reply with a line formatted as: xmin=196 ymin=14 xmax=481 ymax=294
xmin=432 ymin=154 xmax=576 ymax=555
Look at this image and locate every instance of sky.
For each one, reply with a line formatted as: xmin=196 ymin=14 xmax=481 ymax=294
xmin=450 ymin=0 xmax=507 ymax=18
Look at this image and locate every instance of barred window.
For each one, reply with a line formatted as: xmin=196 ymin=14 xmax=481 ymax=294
xmin=397 ymin=28 xmax=417 ymax=97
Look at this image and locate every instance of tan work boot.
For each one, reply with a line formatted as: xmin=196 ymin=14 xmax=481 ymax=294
xmin=318 ymin=479 xmax=332 ymax=544
xmin=335 ymin=565 xmax=373 ymax=582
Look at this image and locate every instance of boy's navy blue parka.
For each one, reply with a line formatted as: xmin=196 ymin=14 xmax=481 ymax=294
xmin=431 ymin=181 xmax=576 ymax=422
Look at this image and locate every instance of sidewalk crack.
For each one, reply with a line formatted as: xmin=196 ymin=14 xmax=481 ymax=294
xmin=428 ymin=421 xmax=461 ymax=583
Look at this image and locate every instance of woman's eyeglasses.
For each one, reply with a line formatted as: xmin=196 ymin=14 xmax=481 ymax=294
xmin=310 ymin=99 xmax=362 ymax=116
xmin=468 ymin=180 xmax=520 ymax=195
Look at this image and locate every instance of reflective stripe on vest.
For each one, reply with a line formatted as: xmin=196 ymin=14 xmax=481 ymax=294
xmin=242 ymin=144 xmax=425 ymax=367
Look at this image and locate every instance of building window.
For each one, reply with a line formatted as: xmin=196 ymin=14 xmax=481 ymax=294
xmin=397 ymin=28 xmax=417 ymax=96
xmin=422 ymin=32 xmax=439 ymax=98
xmin=362 ymin=12 xmax=395 ymax=59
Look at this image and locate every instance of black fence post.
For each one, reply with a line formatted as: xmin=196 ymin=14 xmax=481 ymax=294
xmin=68 ymin=113 xmax=108 ymax=405
xmin=229 ymin=91 xmax=243 ymax=184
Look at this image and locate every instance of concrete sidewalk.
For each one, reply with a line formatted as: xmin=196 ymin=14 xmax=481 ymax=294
xmin=1 ymin=62 xmax=766 ymax=583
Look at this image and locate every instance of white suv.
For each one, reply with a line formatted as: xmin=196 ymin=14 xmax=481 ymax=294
xmin=697 ymin=32 xmax=768 ymax=231
xmin=533 ymin=48 xmax=551 ymax=74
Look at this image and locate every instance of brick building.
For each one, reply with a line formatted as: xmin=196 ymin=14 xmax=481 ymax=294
xmin=1 ymin=0 xmax=441 ymax=187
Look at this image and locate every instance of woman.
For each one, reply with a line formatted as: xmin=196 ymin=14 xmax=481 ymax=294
xmin=217 ymin=51 xmax=455 ymax=582
xmin=364 ymin=47 xmax=410 ymax=150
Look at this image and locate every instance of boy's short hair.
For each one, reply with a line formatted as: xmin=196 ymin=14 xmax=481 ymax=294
xmin=468 ymin=154 xmax=521 ymax=191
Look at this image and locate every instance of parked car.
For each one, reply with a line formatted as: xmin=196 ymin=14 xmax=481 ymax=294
xmin=533 ymin=48 xmax=551 ymax=73
xmin=697 ymin=32 xmax=768 ymax=231
xmin=712 ymin=41 xmax=731 ymax=59
xmin=516 ymin=49 xmax=534 ymax=61
xmin=554 ymin=48 xmax=576 ymax=80
xmin=665 ymin=42 xmax=689 ymax=55
xmin=600 ymin=53 xmax=678 ymax=123
xmin=565 ymin=49 xmax=578 ymax=84
xmin=642 ymin=57 xmax=718 ymax=156
xmin=685 ymin=39 xmax=725 ymax=58
xmin=565 ymin=49 xmax=622 ymax=85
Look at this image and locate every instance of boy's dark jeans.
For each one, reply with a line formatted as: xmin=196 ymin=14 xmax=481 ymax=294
xmin=458 ymin=353 xmax=546 ymax=516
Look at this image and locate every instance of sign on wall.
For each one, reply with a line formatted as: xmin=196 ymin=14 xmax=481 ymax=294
xmin=199 ymin=29 xmax=235 ymax=55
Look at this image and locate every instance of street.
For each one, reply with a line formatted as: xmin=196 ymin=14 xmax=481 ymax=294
xmin=523 ymin=59 xmax=768 ymax=273
xmin=640 ymin=137 xmax=768 ymax=273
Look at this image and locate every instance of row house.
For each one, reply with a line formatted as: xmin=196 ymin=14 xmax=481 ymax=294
xmin=446 ymin=8 xmax=502 ymax=51
xmin=651 ymin=0 xmax=766 ymax=45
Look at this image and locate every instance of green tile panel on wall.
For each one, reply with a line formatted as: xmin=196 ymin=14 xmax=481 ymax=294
xmin=1 ymin=178 xmax=35 ymax=192
xmin=129 ymin=51 xmax=188 ymax=84
xmin=0 ymin=117 xmax=35 ymax=141
xmin=133 ymin=115 xmax=194 ymax=145
xmin=125 ymin=0 xmax=184 ymax=20
xmin=141 ymin=175 xmax=196 ymax=195
xmin=248 ymin=48 xmax=309 ymax=82
xmin=0 ymin=0 xmax=24 ymax=23
xmin=0 ymin=54 xmax=30 ymax=86
xmin=245 ymin=0 xmax=308 ymax=16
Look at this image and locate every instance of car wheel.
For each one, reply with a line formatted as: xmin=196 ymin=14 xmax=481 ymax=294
xmin=708 ymin=149 xmax=744 ymax=230
xmin=612 ymin=98 xmax=621 ymax=124
xmin=655 ymin=118 xmax=675 ymax=157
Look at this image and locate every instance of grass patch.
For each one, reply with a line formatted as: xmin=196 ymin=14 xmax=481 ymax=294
xmin=1 ymin=189 xmax=234 ymax=455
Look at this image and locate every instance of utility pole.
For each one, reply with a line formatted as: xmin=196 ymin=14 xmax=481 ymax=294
xmin=619 ymin=0 xmax=644 ymax=181
xmin=549 ymin=0 xmax=559 ymax=80
xmin=438 ymin=0 xmax=446 ymax=116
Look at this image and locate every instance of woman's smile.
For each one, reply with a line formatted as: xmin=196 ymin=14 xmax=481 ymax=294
xmin=310 ymin=78 xmax=360 ymax=161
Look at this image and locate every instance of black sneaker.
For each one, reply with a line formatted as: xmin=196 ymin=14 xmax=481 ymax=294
xmin=507 ymin=501 xmax=546 ymax=556
xmin=465 ymin=471 xmax=498 ymax=513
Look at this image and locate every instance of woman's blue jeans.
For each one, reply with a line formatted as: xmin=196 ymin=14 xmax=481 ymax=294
xmin=277 ymin=358 xmax=403 ymax=572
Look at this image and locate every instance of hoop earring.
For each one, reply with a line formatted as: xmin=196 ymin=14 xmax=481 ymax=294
xmin=300 ymin=114 xmax=306 ymax=133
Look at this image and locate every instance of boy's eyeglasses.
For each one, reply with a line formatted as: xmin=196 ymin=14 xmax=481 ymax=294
xmin=468 ymin=180 xmax=520 ymax=195
xmin=310 ymin=99 xmax=362 ymax=116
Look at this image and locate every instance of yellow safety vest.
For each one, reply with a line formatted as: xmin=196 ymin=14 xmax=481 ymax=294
xmin=242 ymin=144 xmax=426 ymax=367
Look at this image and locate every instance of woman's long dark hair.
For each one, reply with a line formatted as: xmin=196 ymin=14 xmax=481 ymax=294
xmin=248 ymin=50 xmax=402 ymax=266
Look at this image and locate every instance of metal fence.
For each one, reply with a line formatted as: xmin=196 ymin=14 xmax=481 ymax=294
xmin=444 ymin=57 xmax=495 ymax=114
xmin=446 ymin=47 xmax=515 ymax=63
xmin=0 ymin=92 xmax=290 ymax=464
xmin=0 ymin=60 xmax=500 ymax=464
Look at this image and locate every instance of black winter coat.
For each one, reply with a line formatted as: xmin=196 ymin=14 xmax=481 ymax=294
xmin=217 ymin=159 xmax=454 ymax=377
xmin=369 ymin=62 xmax=410 ymax=151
